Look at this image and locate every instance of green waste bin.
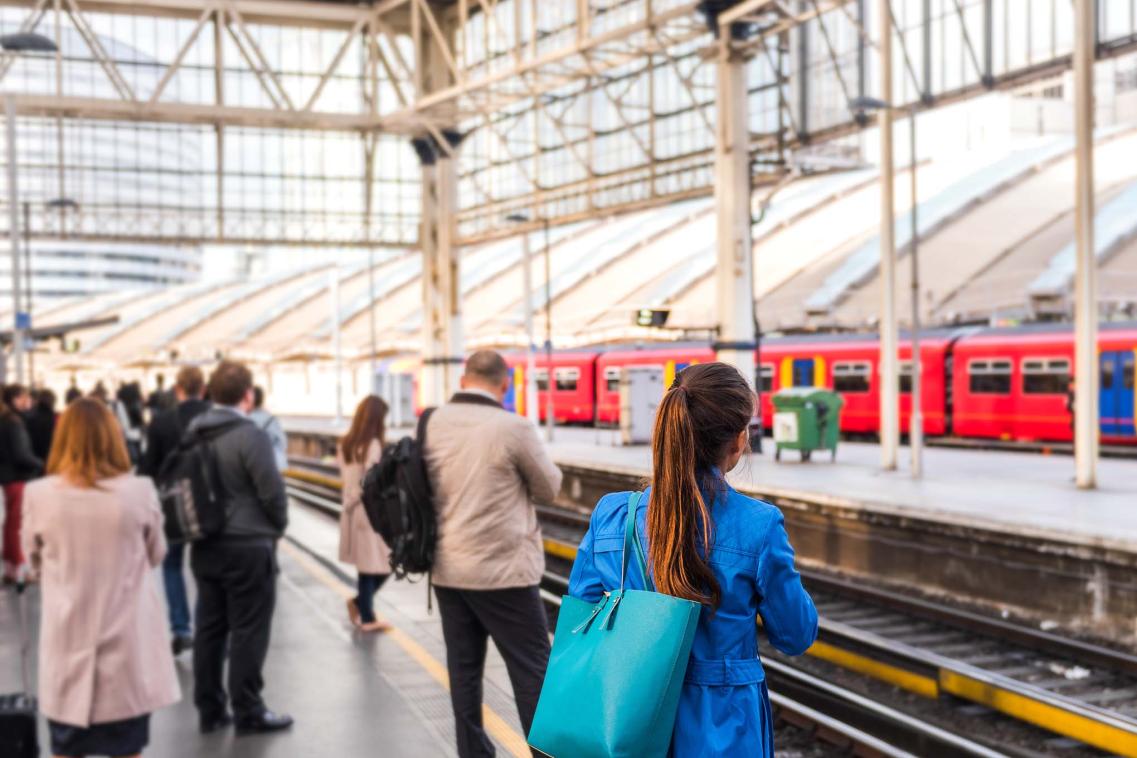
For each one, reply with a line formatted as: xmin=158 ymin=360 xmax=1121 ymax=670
xmin=771 ymin=388 xmax=845 ymax=462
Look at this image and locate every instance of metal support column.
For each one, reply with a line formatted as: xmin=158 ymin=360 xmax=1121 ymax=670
xmin=6 ymin=95 xmax=24 ymax=385
xmin=415 ymin=14 xmax=463 ymax=409
xmin=879 ymin=0 xmax=900 ymax=471
xmin=1073 ymin=0 xmax=1098 ymax=488
xmin=418 ymin=140 xmax=463 ymax=408
xmin=908 ymin=111 xmax=923 ymax=478
xmin=712 ymin=48 xmax=757 ymax=390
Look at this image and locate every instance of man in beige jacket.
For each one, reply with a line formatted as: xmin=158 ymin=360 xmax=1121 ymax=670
xmin=425 ymin=350 xmax=563 ymax=758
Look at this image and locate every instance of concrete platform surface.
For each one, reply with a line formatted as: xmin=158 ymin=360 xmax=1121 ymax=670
xmin=0 ymin=507 xmax=532 ymax=758
xmin=284 ymin=416 xmax=1137 ymax=553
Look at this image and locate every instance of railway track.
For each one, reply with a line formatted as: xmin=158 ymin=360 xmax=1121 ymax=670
xmin=285 ymin=463 xmax=1137 ymax=756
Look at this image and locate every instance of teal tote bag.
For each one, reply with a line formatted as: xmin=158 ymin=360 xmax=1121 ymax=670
xmin=528 ymin=492 xmax=702 ymax=758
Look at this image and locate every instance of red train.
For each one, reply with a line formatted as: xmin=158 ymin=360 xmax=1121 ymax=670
xmin=498 ymin=323 xmax=1137 ymax=445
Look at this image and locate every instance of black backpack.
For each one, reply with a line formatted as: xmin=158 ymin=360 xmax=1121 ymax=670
xmin=361 ymin=409 xmax=436 ymax=578
xmin=156 ymin=418 xmax=245 ymax=543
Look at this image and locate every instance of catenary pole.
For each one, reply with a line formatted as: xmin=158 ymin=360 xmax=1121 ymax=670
xmin=878 ymin=0 xmax=899 ymax=471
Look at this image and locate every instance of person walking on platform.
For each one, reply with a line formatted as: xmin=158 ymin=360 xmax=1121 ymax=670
xmin=139 ymin=365 xmax=210 ymax=656
xmin=25 ymin=388 xmax=58 ymax=462
xmin=567 ymin=363 xmax=818 ymax=757
xmin=0 ymin=384 xmax=43 ymax=584
xmin=190 ymin=360 xmax=293 ymax=737
xmin=424 ymin=350 xmax=563 ymax=758
xmin=21 ymin=398 xmax=180 ymax=758
xmin=249 ymin=385 xmax=287 ymax=471
xmin=337 ymin=395 xmax=392 ymax=632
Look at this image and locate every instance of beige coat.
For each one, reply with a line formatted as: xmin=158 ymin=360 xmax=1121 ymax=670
xmin=337 ymin=439 xmax=391 ymax=574
xmin=425 ymin=393 xmax=563 ymax=589
xmin=21 ymin=474 xmax=180 ymax=727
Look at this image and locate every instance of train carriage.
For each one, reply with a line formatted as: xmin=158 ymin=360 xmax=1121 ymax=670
xmin=952 ymin=324 xmax=1137 ymax=444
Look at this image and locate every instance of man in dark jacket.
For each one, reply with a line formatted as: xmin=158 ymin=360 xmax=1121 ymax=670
xmin=24 ymin=388 xmax=57 ymax=461
xmin=140 ymin=365 xmax=210 ymax=655
xmin=190 ymin=360 xmax=292 ymax=737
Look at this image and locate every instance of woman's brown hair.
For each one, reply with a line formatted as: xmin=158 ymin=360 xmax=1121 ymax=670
xmin=341 ymin=395 xmax=389 ymax=464
xmin=648 ymin=362 xmax=755 ymax=609
xmin=47 ymin=397 xmax=132 ymax=488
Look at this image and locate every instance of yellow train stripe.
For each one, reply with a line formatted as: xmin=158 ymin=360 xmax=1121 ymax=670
xmin=279 ymin=541 xmax=531 ymax=757
xmin=813 ymin=356 xmax=826 ymax=388
xmin=939 ymin=669 xmax=1137 ymax=757
xmin=806 ymin=641 xmax=939 ymax=698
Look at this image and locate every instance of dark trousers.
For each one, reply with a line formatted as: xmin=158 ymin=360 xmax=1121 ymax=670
xmin=191 ymin=540 xmax=277 ymax=721
xmin=162 ymin=541 xmax=191 ymax=637
xmin=355 ymin=573 xmax=388 ymax=623
xmin=434 ymin=585 xmax=551 ymax=758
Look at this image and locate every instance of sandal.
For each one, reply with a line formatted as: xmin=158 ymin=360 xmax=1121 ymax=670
xmin=346 ymin=598 xmax=361 ymax=627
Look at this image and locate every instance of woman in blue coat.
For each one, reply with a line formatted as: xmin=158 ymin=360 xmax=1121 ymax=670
xmin=568 ymin=362 xmax=818 ymax=757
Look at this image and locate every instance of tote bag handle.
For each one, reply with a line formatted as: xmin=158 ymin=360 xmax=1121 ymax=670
xmin=620 ymin=492 xmax=652 ymax=592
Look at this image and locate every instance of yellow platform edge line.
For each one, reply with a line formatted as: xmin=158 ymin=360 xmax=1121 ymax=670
xmin=278 ymin=541 xmax=531 ymax=758
xmin=940 ymin=670 xmax=1137 ymax=758
xmin=806 ymin=640 xmax=939 ymax=698
xmin=543 ymin=538 xmax=579 ymax=561
xmin=284 ymin=468 xmax=342 ymax=491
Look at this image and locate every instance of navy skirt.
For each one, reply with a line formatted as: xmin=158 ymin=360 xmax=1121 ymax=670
xmin=49 ymin=714 xmax=150 ymax=757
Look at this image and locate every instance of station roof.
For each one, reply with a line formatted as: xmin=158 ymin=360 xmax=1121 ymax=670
xmin=30 ymin=124 xmax=1137 ymax=374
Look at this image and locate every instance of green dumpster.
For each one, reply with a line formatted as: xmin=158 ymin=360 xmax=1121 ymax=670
xmin=771 ymin=388 xmax=845 ymax=462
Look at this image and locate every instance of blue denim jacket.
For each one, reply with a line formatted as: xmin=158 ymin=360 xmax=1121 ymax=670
xmin=567 ymin=479 xmax=818 ymax=757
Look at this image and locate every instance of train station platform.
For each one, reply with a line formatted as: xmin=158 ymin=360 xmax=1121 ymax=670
xmin=0 ymin=506 xmax=530 ymax=758
xmin=284 ymin=417 xmax=1137 ymax=643
xmin=286 ymin=417 xmax=1137 ymax=551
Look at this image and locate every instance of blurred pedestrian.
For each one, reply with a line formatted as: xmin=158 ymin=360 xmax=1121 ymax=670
xmin=114 ymin=382 xmax=146 ymax=464
xmin=337 ymin=395 xmax=392 ymax=632
xmin=191 ymin=361 xmax=292 ymax=736
xmin=89 ymin=381 xmax=109 ymax=404
xmin=0 ymin=384 xmax=43 ymax=583
xmin=22 ymin=398 xmax=180 ymax=758
xmin=567 ymin=363 xmax=818 ymax=756
xmin=146 ymin=372 xmax=174 ymax=420
xmin=249 ymin=385 xmax=287 ymax=471
xmin=25 ymin=388 xmax=58 ymax=461
xmin=424 ymin=350 xmax=562 ymax=758
xmin=140 ymin=365 xmax=210 ymax=656
xmin=64 ymin=386 xmax=82 ymax=405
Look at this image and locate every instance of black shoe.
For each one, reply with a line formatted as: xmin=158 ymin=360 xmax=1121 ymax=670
xmin=199 ymin=713 xmax=233 ymax=734
xmin=236 ymin=710 xmax=294 ymax=736
xmin=172 ymin=634 xmax=193 ymax=656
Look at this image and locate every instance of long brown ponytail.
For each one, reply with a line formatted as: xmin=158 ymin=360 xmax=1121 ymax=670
xmin=647 ymin=362 xmax=755 ymax=608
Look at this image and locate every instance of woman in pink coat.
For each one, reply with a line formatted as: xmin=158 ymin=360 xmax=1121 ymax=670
xmin=338 ymin=395 xmax=393 ymax=632
xmin=23 ymin=398 xmax=180 ymax=758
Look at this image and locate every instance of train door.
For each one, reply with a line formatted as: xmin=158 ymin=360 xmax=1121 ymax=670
xmin=792 ymin=358 xmax=814 ymax=387
xmin=1101 ymin=351 xmax=1136 ymax=437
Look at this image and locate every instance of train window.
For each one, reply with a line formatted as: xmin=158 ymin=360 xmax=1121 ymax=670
xmin=534 ymin=368 xmax=549 ymax=392
xmin=1125 ymin=355 xmax=1135 ymax=390
xmin=899 ymin=361 xmax=912 ymax=394
xmin=1022 ymin=358 xmax=1070 ymax=395
xmin=555 ymin=367 xmax=580 ymax=392
xmin=833 ymin=362 xmax=871 ymax=393
xmin=759 ymin=365 xmax=774 ymax=393
xmin=604 ymin=367 xmax=621 ymax=393
xmin=968 ymin=359 xmax=1012 ymax=394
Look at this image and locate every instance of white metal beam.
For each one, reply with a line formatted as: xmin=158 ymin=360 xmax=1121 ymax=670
xmin=879 ymin=0 xmax=900 ymax=471
xmin=713 ymin=47 xmax=757 ymax=391
xmin=1072 ymin=0 xmax=1098 ymax=488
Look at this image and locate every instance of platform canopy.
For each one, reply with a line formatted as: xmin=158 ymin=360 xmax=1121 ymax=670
xmin=0 ymin=0 xmax=1132 ymax=249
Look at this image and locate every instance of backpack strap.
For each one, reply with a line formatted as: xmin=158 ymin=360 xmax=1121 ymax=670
xmin=415 ymin=407 xmax=436 ymax=495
